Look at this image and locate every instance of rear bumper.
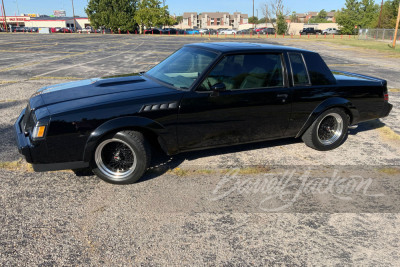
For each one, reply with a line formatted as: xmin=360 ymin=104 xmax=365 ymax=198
xmin=14 ymin=109 xmax=33 ymax=163
xmin=381 ymin=102 xmax=393 ymax=118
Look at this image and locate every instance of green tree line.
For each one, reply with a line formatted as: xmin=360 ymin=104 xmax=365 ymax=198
xmin=336 ymin=0 xmax=399 ymax=34
xmin=85 ymin=0 xmax=176 ymax=33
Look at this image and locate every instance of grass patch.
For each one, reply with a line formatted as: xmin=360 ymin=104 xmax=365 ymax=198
xmin=0 ymin=159 xmax=33 ymax=172
xmin=168 ymin=167 xmax=190 ymax=176
xmin=167 ymin=165 xmax=271 ymax=177
xmin=314 ymin=38 xmax=400 ymax=55
xmin=29 ymin=76 xmax=80 ymax=81
xmin=378 ymin=167 xmax=400 ymax=175
xmin=237 ymin=165 xmax=271 ymax=175
xmin=378 ymin=126 xmax=400 ymax=141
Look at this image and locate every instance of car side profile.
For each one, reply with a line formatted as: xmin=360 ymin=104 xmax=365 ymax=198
xmin=15 ymin=43 xmax=392 ymax=184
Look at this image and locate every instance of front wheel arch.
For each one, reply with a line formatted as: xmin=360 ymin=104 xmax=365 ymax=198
xmin=83 ymin=116 xmax=165 ymax=163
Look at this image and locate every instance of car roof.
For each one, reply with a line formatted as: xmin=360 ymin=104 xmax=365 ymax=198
xmin=185 ymin=42 xmax=311 ymax=53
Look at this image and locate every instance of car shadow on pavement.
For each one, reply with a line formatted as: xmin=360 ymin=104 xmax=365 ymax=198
xmin=139 ymin=137 xmax=301 ymax=183
xmin=348 ymin=119 xmax=386 ymax=136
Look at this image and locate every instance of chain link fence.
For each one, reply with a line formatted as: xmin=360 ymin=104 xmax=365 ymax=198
xmin=358 ymin=28 xmax=400 ymax=41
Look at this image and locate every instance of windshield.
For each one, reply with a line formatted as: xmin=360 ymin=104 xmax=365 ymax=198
xmin=145 ymin=47 xmax=218 ymax=90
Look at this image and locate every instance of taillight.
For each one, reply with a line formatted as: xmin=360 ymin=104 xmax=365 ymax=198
xmin=384 ymin=94 xmax=389 ymax=101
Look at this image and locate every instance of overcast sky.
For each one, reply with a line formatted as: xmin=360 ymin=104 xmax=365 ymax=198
xmin=2 ymin=0 xmax=382 ymax=17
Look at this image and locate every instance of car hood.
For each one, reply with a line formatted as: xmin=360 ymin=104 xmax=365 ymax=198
xmin=30 ymin=75 xmax=175 ymax=109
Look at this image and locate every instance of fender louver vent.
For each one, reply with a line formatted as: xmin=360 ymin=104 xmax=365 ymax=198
xmin=141 ymin=102 xmax=178 ymax=112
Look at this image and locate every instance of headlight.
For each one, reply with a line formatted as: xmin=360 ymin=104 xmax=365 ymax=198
xmin=32 ymin=124 xmax=47 ymax=140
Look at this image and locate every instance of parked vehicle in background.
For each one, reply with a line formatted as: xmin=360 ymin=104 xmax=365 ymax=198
xmin=299 ymin=27 xmax=321 ymax=35
xmin=28 ymin=27 xmax=39 ymax=33
xmin=59 ymin=28 xmax=72 ymax=33
xmin=220 ymin=29 xmax=237 ymax=35
xmin=255 ymin=27 xmax=267 ymax=32
xmin=322 ymin=28 xmax=339 ymax=35
xmin=145 ymin=28 xmax=162 ymax=34
xmin=185 ymin=29 xmax=199 ymax=34
xmin=162 ymin=28 xmax=178 ymax=34
xmin=259 ymin=28 xmax=276 ymax=35
xmin=50 ymin=27 xmax=62 ymax=33
xmin=177 ymin=29 xmax=187 ymax=34
xmin=14 ymin=42 xmax=393 ymax=184
xmin=198 ymin=29 xmax=208 ymax=33
xmin=217 ymin=28 xmax=228 ymax=33
xmin=12 ymin=27 xmax=25 ymax=32
xmin=204 ymin=29 xmax=218 ymax=35
xmin=80 ymin=26 xmax=95 ymax=33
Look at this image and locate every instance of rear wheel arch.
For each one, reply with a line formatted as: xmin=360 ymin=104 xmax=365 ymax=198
xmin=295 ymin=97 xmax=359 ymax=138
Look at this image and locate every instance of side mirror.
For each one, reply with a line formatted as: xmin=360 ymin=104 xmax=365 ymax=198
xmin=210 ymin=83 xmax=226 ymax=97
xmin=211 ymin=83 xmax=226 ymax=92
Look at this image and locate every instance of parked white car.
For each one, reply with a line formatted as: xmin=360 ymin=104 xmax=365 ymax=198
xmin=220 ymin=29 xmax=237 ymax=35
xmin=322 ymin=28 xmax=338 ymax=35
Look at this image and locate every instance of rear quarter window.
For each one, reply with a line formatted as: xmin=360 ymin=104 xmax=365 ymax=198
xmin=288 ymin=53 xmax=310 ymax=86
xmin=303 ymin=52 xmax=336 ymax=85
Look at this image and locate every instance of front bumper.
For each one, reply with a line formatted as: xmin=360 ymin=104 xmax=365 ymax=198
xmin=14 ymin=109 xmax=33 ymax=163
xmin=15 ymin=108 xmax=90 ymax=172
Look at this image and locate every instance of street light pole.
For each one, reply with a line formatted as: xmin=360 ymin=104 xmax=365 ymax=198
xmin=72 ymin=0 xmax=77 ymax=33
xmin=392 ymin=1 xmax=400 ymax=49
xmin=1 ymin=0 xmax=7 ymax=32
xmin=252 ymin=0 xmax=254 ymax=29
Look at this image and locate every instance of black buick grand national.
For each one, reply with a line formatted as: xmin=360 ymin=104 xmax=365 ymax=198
xmin=15 ymin=42 xmax=392 ymax=184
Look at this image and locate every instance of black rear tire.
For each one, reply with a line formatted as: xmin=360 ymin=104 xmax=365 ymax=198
xmin=92 ymin=130 xmax=151 ymax=184
xmin=302 ymin=108 xmax=349 ymax=151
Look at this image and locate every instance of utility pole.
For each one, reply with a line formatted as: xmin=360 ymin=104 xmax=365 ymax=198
xmin=1 ymin=0 xmax=7 ymax=32
xmin=16 ymin=0 xmax=20 ymax=15
xmin=71 ymin=0 xmax=77 ymax=33
xmin=392 ymin=1 xmax=400 ymax=49
xmin=252 ymin=0 xmax=254 ymax=29
xmin=378 ymin=0 xmax=384 ymax=28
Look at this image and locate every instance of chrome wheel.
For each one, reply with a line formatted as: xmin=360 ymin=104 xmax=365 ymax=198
xmin=95 ymin=138 xmax=137 ymax=180
xmin=317 ymin=113 xmax=344 ymax=146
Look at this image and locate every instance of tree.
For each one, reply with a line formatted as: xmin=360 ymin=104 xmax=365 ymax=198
xmin=257 ymin=17 xmax=267 ymax=24
xmin=248 ymin=16 xmax=259 ymax=24
xmin=318 ymin=9 xmax=328 ymax=19
xmin=308 ymin=9 xmax=330 ymax=23
xmin=336 ymin=0 xmax=362 ymax=34
xmin=85 ymin=0 xmax=137 ymax=32
xmin=359 ymin=0 xmax=379 ymax=28
xmin=260 ymin=0 xmax=290 ymax=30
xmin=375 ymin=0 xmax=400 ymax=28
xmin=336 ymin=0 xmax=379 ymax=33
xmin=134 ymin=0 xmax=171 ymax=32
xmin=290 ymin=11 xmax=298 ymax=23
xmin=276 ymin=12 xmax=288 ymax=34
xmin=175 ymin=15 xmax=183 ymax=25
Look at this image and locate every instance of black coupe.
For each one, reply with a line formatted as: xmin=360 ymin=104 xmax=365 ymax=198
xmin=15 ymin=43 xmax=392 ymax=183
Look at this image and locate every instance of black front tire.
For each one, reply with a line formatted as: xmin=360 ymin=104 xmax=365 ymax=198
xmin=302 ymin=108 xmax=349 ymax=151
xmin=92 ymin=130 xmax=151 ymax=184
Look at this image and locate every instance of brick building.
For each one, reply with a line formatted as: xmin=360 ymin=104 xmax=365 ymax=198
xmin=182 ymin=12 xmax=248 ymax=29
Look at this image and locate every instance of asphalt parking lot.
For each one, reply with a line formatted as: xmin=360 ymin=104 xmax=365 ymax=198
xmin=0 ymin=34 xmax=399 ymax=265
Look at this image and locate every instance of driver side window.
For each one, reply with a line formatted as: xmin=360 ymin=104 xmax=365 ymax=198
xmin=198 ymin=53 xmax=284 ymax=91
